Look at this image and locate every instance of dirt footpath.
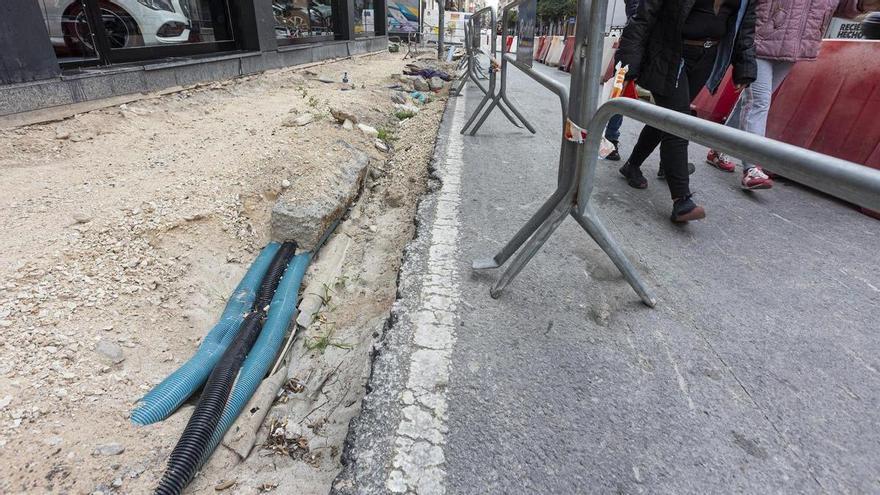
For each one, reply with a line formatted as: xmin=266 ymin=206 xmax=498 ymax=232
xmin=0 ymin=51 xmax=447 ymax=494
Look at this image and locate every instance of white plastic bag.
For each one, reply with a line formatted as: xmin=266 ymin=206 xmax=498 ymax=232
xmin=598 ymin=62 xmax=629 ymax=159
xmin=599 ymin=34 xmax=619 ymax=80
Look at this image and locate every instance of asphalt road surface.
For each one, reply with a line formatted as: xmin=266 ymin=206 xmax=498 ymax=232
xmin=336 ymin=60 xmax=880 ymax=495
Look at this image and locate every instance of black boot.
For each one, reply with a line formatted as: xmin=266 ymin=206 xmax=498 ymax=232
xmin=670 ymin=195 xmax=706 ymax=223
xmin=619 ymin=161 xmax=648 ymax=189
xmin=605 ymin=140 xmax=621 ymax=161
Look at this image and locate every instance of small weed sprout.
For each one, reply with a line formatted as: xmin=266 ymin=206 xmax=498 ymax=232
xmin=377 ymin=128 xmax=397 ymax=142
xmin=305 ymin=324 xmax=352 ymax=353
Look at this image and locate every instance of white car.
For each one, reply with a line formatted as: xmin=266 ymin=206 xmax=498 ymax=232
xmin=40 ymin=0 xmax=191 ymax=54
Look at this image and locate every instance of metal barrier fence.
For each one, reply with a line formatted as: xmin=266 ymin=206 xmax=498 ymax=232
xmin=452 ymin=22 xmax=488 ymax=95
xmin=472 ymin=0 xmax=880 ymax=307
xmin=457 ymin=6 xmax=531 ymax=135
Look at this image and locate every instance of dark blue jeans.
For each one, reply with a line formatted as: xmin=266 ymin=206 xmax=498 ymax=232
xmin=605 ymin=114 xmax=623 ymax=142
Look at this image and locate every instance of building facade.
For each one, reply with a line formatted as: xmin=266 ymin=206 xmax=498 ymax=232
xmin=0 ymin=0 xmax=388 ymax=118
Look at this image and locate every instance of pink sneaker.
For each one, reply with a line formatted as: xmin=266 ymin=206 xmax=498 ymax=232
xmin=742 ymin=167 xmax=774 ymax=190
xmin=706 ymin=149 xmax=736 ymax=172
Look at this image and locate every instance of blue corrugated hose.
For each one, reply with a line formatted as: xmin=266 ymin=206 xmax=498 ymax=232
xmin=130 ymin=243 xmax=281 ymax=426
xmin=200 ymin=252 xmax=311 ymax=467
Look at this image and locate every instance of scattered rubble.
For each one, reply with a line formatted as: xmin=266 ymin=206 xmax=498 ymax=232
xmin=214 ymin=479 xmax=237 ymax=491
xmin=358 ymin=123 xmax=379 ymax=138
xmin=413 ymin=77 xmax=430 ymax=92
xmin=93 ymin=443 xmax=125 ymax=456
xmin=283 ymin=112 xmax=314 ymax=127
xmin=429 ymin=76 xmax=446 ymax=90
xmin=72 ymin=213 xmax=92 ymax=224
xmin=330 ymin=108 xmax=359 ymax=124
xmin=0 ymin=51 xmax=450 ymax=494
xmin=95 ymin=340 xmax=125 ymax=364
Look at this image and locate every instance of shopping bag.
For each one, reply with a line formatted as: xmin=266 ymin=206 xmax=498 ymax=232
xmin=598 ymin=62 xmax=634 ymax=158
xmin=600 ymin=35 xmax=620 ymax=82
xmin=690 ymin=67 xmax=740 ymax=123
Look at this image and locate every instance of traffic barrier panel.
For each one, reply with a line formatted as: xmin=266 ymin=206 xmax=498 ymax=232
xmin=533 ymin=36 xmax=544 ymax=58
xmin=766 ymin=40 xmax=880 ymax=217
xmin=541 ymin=36 xmax=551 ymax=60
xmin=498 ymin=35 xmax=517 ymax=52
xmin=545 ymin=36 xmax=565 ymax=66
xmin=538 ymin=36 xmax=555 ymax=62
xmin=767 ymin=40 xmax=880 ymax=171
xmin=559 ymin=37 xmax=575 ymax=72
xmin=543 ymin=37 xmax=557 ymax=65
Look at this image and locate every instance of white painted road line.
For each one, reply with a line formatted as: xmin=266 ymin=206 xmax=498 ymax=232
xmin=385 ymin=93 xmax=466 ymax=494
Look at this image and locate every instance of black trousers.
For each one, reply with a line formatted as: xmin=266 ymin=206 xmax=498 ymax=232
xmin=628 ymin=44 xmax=719 ymax=199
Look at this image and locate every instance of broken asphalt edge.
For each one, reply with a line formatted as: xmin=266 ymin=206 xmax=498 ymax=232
xmin=330 ymin=93 xmax=458 ymax=494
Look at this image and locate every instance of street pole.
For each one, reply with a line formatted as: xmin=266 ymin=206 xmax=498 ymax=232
xmin=438 ymin=0 xmax=445 ymax=59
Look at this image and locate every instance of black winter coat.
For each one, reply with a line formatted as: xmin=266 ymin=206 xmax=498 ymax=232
xmin=625 ymin=0 xmax=640 ymax=19
xmin=616 ymin=0 xmax=758 ymax=96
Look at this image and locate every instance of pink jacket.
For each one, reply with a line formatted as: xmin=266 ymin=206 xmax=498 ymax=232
xmin=755 ymin=0 xmax=866 ymax=61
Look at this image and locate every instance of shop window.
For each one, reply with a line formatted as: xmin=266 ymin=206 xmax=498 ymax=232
xmin=273 ymin=0 xmax=335 ymax=43
xmin=354 ymin=0 xmax=375 ymax=35
xmin=37 ymin=0 xmax=236 ymax=66
xmin=39 ymin=0 xmax=100 ymax=63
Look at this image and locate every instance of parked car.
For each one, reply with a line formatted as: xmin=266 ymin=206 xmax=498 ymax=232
xmin=40 ymin=0 xmax=191 ymax=54
xmin=273 ymin=0 xmax=333 ymax=39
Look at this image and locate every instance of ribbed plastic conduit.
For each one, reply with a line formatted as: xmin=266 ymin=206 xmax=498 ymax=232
xmin=131 ymin=243 xmax=281 ymax=426
xmin=199 ymin=252 xmax=311 ymax=468
xmin=153 ymin=312 xmax=264 ymax=495
xmin=253 ymin=242 xmax=297 ymax=312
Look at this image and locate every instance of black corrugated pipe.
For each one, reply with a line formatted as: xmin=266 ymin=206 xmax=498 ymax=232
xmin=153 ymin=241 xmax=296 ymax=495
xmin=253 ymin=241 xmax=297 ymax=312
xmin=154 ymin=312 xmax=263 ymax=495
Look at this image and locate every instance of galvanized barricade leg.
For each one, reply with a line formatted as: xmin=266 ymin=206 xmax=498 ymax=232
xmin=467 ymin=7 xmax=537 ymax=136
xmin=497 ymin=30 xmax=536 ymax=134
xmin=460 ymin=7 xmax=526 ymax=134
xmin=455 ymin=44 xmax=490 ymax=98
xmin=489 ymin=199 xmax=573 ymax=298
xmin=570 ymin=207 xmax=656 ymax=306
xmin=474 ymin=57 xmax=490 ymax=80
xmin=474 ymin=0 xmax=657 ymax=307
xmin=451 ymin=22 xmax=474 ymax=97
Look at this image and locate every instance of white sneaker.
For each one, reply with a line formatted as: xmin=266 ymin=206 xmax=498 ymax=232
xmin=741 ymin=167 xmax=774 ymax=190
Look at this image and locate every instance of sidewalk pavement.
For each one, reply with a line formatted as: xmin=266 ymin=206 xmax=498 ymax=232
xmin=335 ymin=62 xmax=880 ymax=494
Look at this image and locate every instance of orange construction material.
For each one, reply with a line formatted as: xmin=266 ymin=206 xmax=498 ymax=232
xmin=533 ymin=36 xmax=546 ymax=59
xmin=545 ymin=37 xmax=565 ymax=66
xmin=538 ymin=36 xmax=553 ymax=62
xmin=766 ymin=40 xmax=880 ymax=218
xmin=767 ymin=40 xmax=880 ymax=171
xmin=559 ymin=37 xmax=575 ymax=72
